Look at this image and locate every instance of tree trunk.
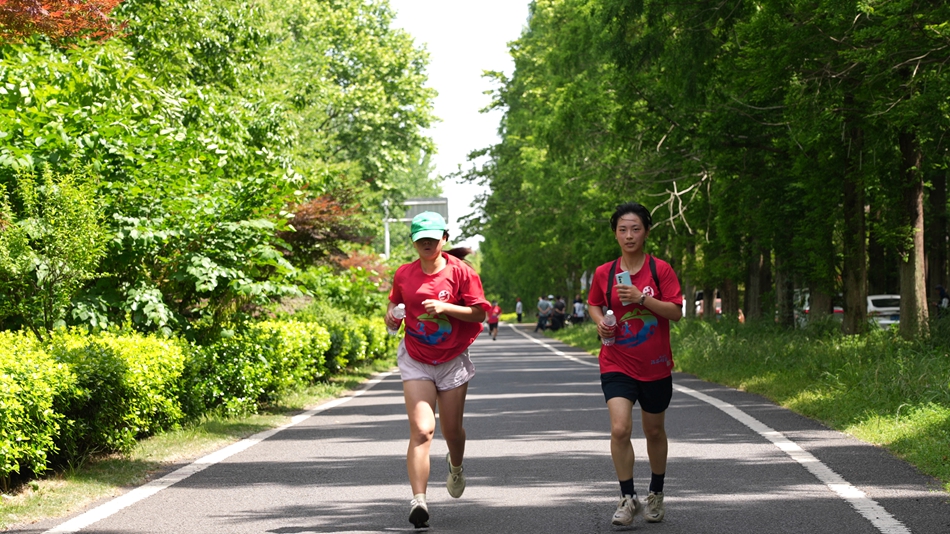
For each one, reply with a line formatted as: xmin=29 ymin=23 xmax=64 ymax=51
xmin=721 ymin=278 xmax=739 ymax=319
xmin=810 ymin=290 xmax=832 ymax=321
xmin=745 ymin=247 xmax=763 ymax=321
xmin=842 ymin=103 xmax=867 ymax=335
xmin=683 ymin=242 xmax=697 ymax=319
xmin=703 ymin=286 xmax=715 ymax=320
xmin=898 ymin=131 xmax=929 ymax=339
xmin=927 ymin=169 xmax=948 ymax=303
xmin=775 ymin=256 xmax=794 ymax=328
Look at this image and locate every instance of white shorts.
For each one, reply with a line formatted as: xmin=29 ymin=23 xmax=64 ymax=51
xmin=397 ymin=338 xmax=475 ymax=391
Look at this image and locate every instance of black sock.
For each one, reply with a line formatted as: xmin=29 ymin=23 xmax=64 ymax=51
xmin=619 ymin=478 xmax=635 ymax=497
xmin=649 ymin=472 xmax=665 ymax=493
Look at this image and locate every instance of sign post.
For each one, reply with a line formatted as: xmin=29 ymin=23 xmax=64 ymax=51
xmin=383 ymin=197 xmax=448 ymax=258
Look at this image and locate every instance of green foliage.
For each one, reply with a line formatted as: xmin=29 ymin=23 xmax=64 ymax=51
xmin=183 ymin=319 xmax=337 ymax=417
xmin=0 ymin=331 xmax=73 ymax=488
xmin=0 ymin=0 xmax=438 ymax=337
xmin=47 ymin=329 xmax=187 ymax=461
xmin=0 ymin=166 xmax=108 ymax=339
xmin=296 ymin=265 xmax=388 ymax=316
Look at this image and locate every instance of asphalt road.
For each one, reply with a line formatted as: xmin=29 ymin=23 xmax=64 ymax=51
xmin=17 ymin=323 xmax=949 ymax=534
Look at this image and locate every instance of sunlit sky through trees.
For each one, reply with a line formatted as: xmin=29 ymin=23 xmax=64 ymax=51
xmin=389 ymin=0 xmax=530 ymax=250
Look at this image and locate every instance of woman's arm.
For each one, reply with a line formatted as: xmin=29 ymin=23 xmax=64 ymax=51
xmin=422 ymin=299 xmax=487 ymax=323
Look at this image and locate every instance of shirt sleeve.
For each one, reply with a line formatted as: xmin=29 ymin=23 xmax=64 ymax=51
xmin=657 ymin=260 xmax=683 ymax=305
xmin=388 ymin=267 xmax=404 ymax=304
xmin=458 ymin=265 xmax=491 ymax=312
xmin=588 ymin=263 xmax=608 ymax=308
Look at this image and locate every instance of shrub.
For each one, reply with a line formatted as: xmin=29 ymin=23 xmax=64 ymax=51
xmin=183 ymin=320 xmax=331 ymax=417
xmin=0 ymin=166 xmax=108 ymax=339
xmin=48 ymin=330 xmax=187 ymax=460
xmin=0 ymin=331 xmax=73 ymax=488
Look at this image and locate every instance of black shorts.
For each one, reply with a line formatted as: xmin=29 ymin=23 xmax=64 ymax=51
xmin=601 ymin=373 xmax=672 ymax=414
xmin=488 ymin=322 xmax=499 ymax=328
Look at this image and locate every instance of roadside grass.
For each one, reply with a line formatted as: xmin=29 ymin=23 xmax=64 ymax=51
xmin=546 ymin=318 xmax=950 ymax=493
xmin=0 ymin=354 xmax=397 ymax=531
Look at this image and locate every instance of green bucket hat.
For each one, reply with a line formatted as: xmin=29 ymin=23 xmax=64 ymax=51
xmin=410 ymin=211 xmax=447 ymax=242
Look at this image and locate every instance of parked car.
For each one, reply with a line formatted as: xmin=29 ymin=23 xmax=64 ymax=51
xmin=797 ymin=291 xmax=844 ymax=326
xmin=867 ymin=294 xmax=900 ymax=329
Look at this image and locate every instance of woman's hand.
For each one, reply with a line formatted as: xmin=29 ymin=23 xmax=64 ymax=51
xmin=597 ymin=318 xmax=617 ymax=339
xmin=422 ymin=298 xmax=447 ymax=316
xmin=385 ymin=308 xmax=402 ymax=330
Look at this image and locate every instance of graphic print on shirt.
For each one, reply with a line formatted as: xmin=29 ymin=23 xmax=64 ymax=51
xmin=616 ymin=307 xmax=658 ymax=348
xmin=408 ymin=312 xmax=452 ymax=345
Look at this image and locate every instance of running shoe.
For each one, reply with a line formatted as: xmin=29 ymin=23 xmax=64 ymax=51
xmin=409 ymin=498 xmax=429 ymax=529
xmin=644 ymin=491 xmax=665 ymax=522
xmin=610 ymin=494 xmax=641 ymax=526
xmin=446 ymin=452 xmax=466 ymax=498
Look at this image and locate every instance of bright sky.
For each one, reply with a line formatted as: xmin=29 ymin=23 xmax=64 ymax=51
xmin=388 ymin=0 xmax=531 ymax=249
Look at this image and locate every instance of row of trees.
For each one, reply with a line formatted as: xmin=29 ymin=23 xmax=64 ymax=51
xmin=463 ymin=0 xmax=950 ymax=338
xmin=0 ymin=0 xmax=440 ymax=338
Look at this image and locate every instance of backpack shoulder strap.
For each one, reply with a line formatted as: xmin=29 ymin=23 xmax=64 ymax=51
xmin=649 ymin=255 xmax=661 ymax=300
xmin=605 ymin=259 xmax=618 ymax=310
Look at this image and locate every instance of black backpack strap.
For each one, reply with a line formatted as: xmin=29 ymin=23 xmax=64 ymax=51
xmin=605 ymin=259 xmax=618 ymax=310
xmin=649 ymin=255 xmax=661 ymax=300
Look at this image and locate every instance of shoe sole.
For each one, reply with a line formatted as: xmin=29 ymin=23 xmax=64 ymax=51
xmin=409 ymin=506 xmax=429 ymax=529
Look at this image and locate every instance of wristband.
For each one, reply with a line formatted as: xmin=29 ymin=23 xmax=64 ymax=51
xmin=638 ymin=294 xmax=647 ymax=305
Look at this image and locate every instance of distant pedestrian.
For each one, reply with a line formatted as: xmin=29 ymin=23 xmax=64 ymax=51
xmin=587 ymin=202 xmax=683 ymax=527
xmin=488 ymin=301 xmax=502 ymax=340
xmin=535 ymin=295 xmax=552 ymax=332
xmin=551 ymin=295 xmax=567 ymax=331
xmin=572 ymin=295 xmax=586 ymax=325
xmin=386 ymin=211 xmax=490 ymax=529
xmin=937 ymin=285 xmax=949 ymax=318
xmin=515 ymin=297 xmax=523 ymax=323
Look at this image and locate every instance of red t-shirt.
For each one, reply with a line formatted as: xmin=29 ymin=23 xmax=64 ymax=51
xmin=389 ymin=253 xmax=491 ymax=365
xmin=488 ymin=306 xmax=502 ymax=323
xmin=587 ymin=255 xmax=683 ymax=381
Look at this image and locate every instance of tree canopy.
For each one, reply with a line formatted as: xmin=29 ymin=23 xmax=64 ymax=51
xmin=463 ymin=0 xmax=950 ymax=339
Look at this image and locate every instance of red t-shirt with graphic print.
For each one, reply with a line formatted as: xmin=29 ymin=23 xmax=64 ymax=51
xmin=389 ymin=253 xmax=491 ymax=365
xmin=587 ymin=255 xmax=683 ymax=381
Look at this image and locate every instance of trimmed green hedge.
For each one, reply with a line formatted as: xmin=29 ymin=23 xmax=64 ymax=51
xmin=0 ymin=315 xmax=393 ymax=488
xmin=0 ymin=332 xmax=73 ymax=483
xmin=48 ymin=330 xmax=188 ymax=461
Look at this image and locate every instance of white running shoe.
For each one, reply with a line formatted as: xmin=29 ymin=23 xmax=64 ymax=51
xmin=644 ymin=491 xmax=665 ymax=522
xmin=446 ymin=452 xmax=466 ymax=498
xmin=408 ymin=498 xmax=429 ymax=529
xmin=610 ymin=494 xmax=641 ymax=526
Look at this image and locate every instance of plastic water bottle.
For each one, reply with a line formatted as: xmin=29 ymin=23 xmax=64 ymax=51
xmin=388 ymin=304 xmax=406 ymax=335
xmin=601 ymin=310 xmax=617 ymax=346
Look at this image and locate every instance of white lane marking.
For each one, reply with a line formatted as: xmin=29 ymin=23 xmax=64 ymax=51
xmin=507 ymin=324 xmax=911 ymax=534
xmin=43 ymin=372 xmax=395 ymax=534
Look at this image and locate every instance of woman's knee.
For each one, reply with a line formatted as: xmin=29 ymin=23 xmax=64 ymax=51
xmin=409 ymin=424 xmax=435 ymax=445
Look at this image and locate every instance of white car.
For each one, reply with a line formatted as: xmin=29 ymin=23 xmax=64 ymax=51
xmin=867 ymin=294 xmax=900 ymax=329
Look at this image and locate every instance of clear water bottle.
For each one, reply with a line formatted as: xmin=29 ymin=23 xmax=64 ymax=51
xmin=388 ymin=303 xmax=406 ymax=335
xmin=601 ymin=310 xmax=617 ymax=346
